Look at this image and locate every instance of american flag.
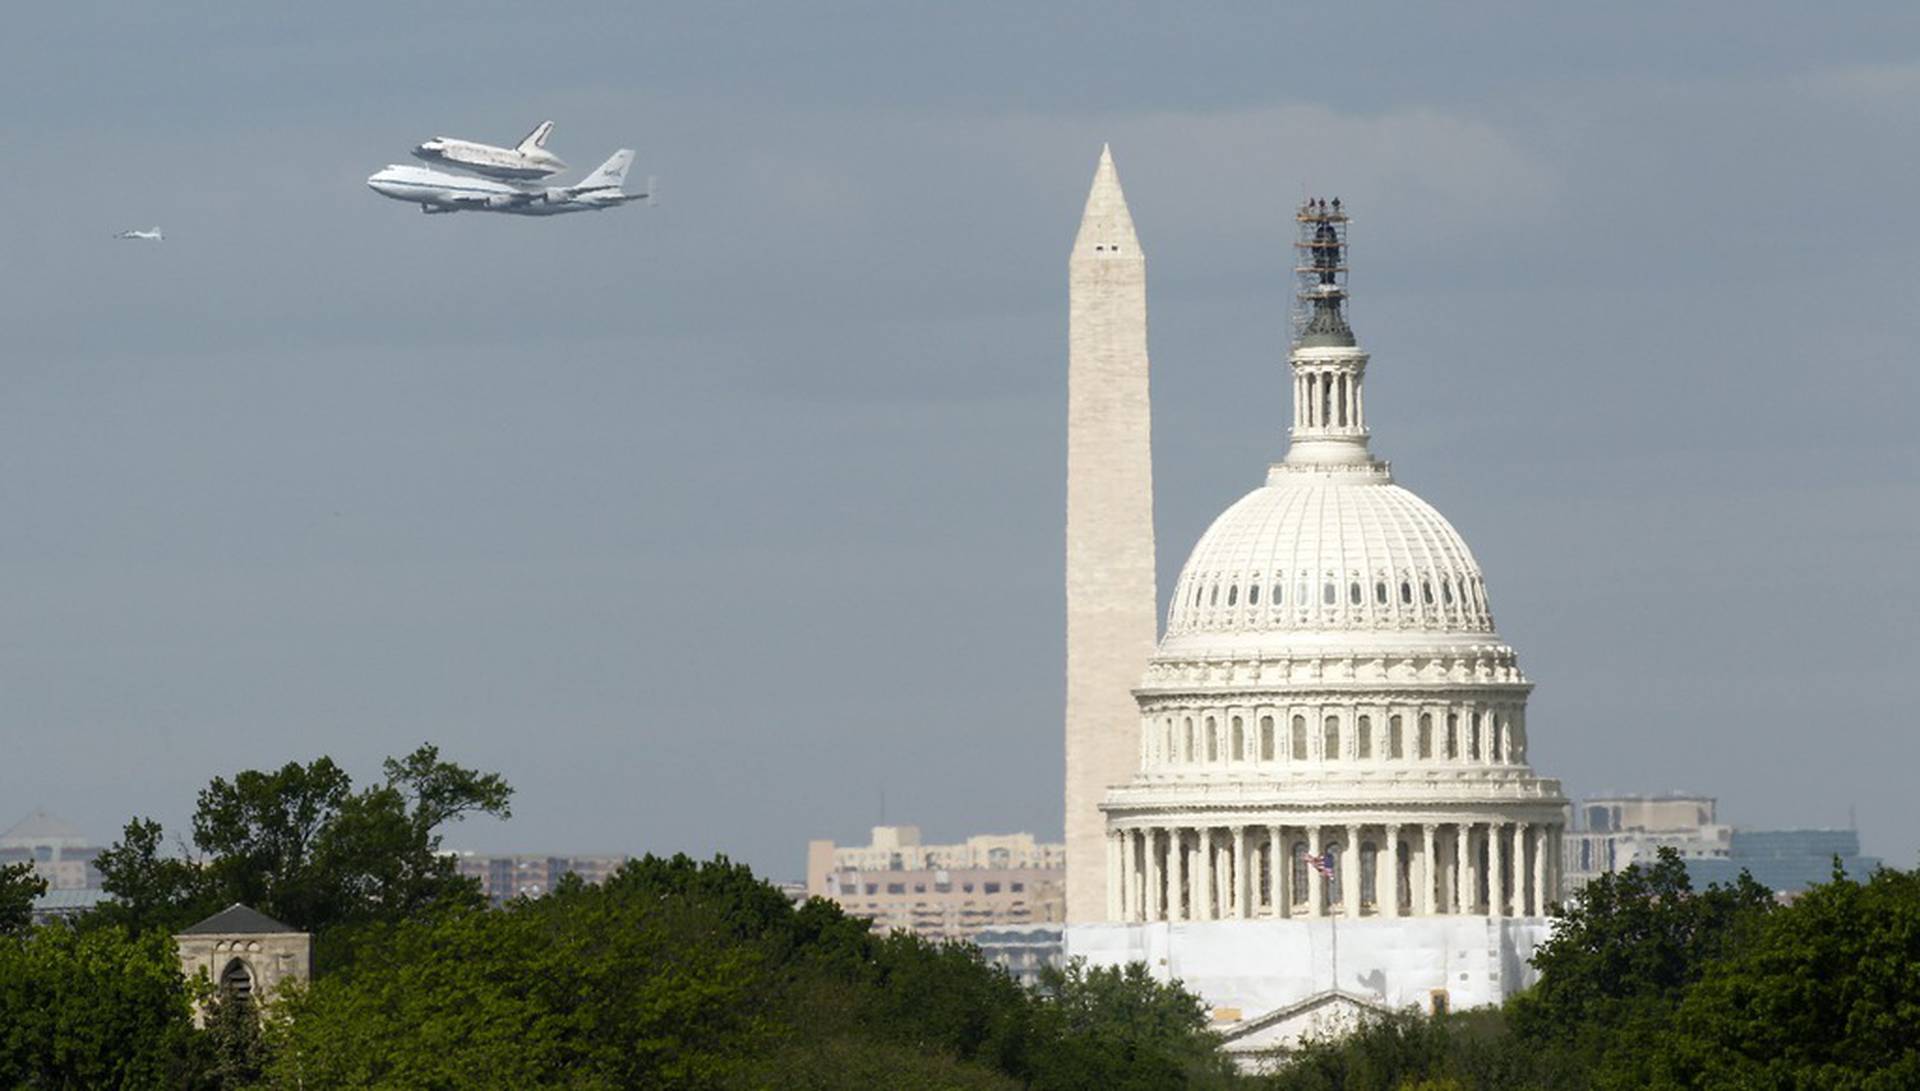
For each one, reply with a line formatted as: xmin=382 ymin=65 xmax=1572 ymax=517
xmin=1304 ymin=848 xmax=1335 ymax=878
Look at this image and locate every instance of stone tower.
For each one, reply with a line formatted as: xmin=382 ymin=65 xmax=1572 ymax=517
xmin=1065 ymin=146 xmax=1158 ymax=922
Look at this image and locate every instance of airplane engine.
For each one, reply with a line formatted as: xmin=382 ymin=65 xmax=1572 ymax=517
xmin=485 ymin=195 xmax=520 ymax=208
xmin=543 ymin=188 xmax=570 ymax=204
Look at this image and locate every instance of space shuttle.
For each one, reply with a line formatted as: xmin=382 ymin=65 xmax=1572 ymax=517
xmin=412 ymin=121 xmax=567 ymax=181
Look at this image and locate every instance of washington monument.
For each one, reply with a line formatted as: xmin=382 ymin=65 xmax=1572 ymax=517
xmin=1064 ymin=146 xmax=1158 ymax=922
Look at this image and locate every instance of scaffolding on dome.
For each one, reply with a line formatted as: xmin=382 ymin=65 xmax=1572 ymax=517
xmin=1292 ymin=197 xmax=1351 ymax=347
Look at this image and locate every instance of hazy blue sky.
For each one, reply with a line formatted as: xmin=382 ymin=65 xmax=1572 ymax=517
xmin=4 ymin=4 xmax=1917 ymax=878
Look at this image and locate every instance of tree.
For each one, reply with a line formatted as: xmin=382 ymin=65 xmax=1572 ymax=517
xmin=0 ymin=860 xmax=47 ymax=935
xmin=1027 ymin=959 xmax=1237 ymax=1090
xmin=1507 ymin=847 xmax=1773 ymax=1083
xmin=90 ymin=744 xmax=512 ymax=939
xmin=1652 ymin=864 xmax=1920 ymax=1090
xmin=0 ymin=924 xmax=202 ymax=1089
xmin=91 ymin=817 xmax=221 ymax=934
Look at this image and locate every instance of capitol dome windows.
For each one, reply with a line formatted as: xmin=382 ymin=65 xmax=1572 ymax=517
xmin=1322 ymin=716 xmax=1340 ymax=760
xmin=1388 ymin=715 xmax=1404 ymax=758
xmin=1321 ymin=579 xmax=1337 ymax=606
xmin=1205 ymin=717 xmax=1219 ymax=762
xmin=1291 ymin=716 xmax=1307 ymax=760
xmin=1248 ymin=583 xmax=1259 ymax=606
xmin=1357 ymin=715 xmax=1373 ymax=759
xmin=1349 ymin=581 xmax=1362 ymax=606
xmin=1445 ymin=714 xmax=1459 ymax=760
xmin=1231 ymin=717 xmax=1245 ymax=762
xmin=1400 ymin=580 xmax=1413 ymax=605
xmin=1418 ymin=715 xmax=1433 ymax=759
xmin=1375 ymin=581 xmax=1389 ymax=605
xmin=1227 ymin=585 xmax=1238 ymax=606
xmin=1260 ymin=716 xmax=1275 ymax=761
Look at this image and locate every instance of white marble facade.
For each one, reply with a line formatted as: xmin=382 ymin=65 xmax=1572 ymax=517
xmin=1066 ymin=193 xmax=1565 ymax=1043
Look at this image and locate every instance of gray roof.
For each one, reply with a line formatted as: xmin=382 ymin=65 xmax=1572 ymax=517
xmin=0 ymin=808 xmax=91 ymax=847
xmin=178 ymin=903 xmax=300 ymax=935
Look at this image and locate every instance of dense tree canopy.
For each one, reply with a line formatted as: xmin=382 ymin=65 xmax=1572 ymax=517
xmin=14 ymin=751 xmax=1920 ymax=1090
xmin=0 ymin=924 xmax=202 ymax=1088
xmin=262 ymin=853 xmax=1234 ymax=1090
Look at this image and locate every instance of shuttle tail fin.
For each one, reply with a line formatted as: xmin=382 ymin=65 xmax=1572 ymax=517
xmin=578 ymin=149 xmax=634 ymax=191
xmin=516 ymin=121 xmax=555 ymax=153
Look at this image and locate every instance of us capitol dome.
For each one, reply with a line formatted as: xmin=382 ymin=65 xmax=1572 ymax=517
xmin=1072 ymin=193 xmax=1567 ymax=1050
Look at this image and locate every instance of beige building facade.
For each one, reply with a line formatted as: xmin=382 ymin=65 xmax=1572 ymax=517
xmin=806 ymin=826 xmax=1064 ymax=941
xmin=451 ymin=852 xmax=631 ymax=904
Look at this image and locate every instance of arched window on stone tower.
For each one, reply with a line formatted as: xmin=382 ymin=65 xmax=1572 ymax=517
xmin=220 ymin=958 xmax=255 ymax=1004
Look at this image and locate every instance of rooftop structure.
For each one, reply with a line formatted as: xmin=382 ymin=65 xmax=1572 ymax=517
xmin=175 ymin=903 xmax=310 ymax=1021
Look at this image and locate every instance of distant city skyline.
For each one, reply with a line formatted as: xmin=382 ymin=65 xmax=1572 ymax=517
xmin=4 ymin=5 xmax=1917 ymax=878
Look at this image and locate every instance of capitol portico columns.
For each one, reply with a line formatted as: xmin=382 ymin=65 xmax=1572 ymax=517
xmin=1420 ymin=825 xmax=1437 ymax=914
xmin=1454 ymin=825 xmax=1471 ymax=914
xmin=1268 ymin=826 xmax=1286 ymax=918
xmin=1169 ymin=829 xmax=1187 ymax=921
xmin=1196 ymin=826 xmax=1214 ymax=921
xmin=1146 ymin=830 xmax=1163 ymax=921
xmin=1482 ymin=822 xmax=1497 ymax=918
xmin=1232 ymin=826 xmax=1250 ymax=919
xmin=1342 ymin=825 xmax=1361 ymax=917
xmin=1384 ymin=824 xmax=1401 ymax=916
xmin=1307 ymin=827 xmax=1325 ymax=917
xmin=1512 ymin=823 xmax=1529 ymax=917
xmin=1532 ymin=825 xmax=1548 ymax=916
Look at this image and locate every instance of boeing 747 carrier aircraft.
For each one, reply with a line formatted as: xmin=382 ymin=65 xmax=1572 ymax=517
xmin=412 ymin=120 xmax=566 ymax=181
xmin=367 ymin=150 xmax=650 ymax=216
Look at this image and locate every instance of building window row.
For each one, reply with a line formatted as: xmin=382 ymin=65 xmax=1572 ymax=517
xmin=1175 ymin=567 xmax=1489 ymax=629
xmin=1142 ymin=703 xmax=1527 ymax=769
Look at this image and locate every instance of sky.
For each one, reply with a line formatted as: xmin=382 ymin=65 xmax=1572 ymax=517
xmin=3 ymin=4 xmax=1917 ymax=879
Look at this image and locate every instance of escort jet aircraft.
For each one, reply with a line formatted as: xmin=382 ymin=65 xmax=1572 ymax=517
xmin=412 ymin=120 xmax=566 ymax=181
xmin=114 ymin=227 xmax=163 ymax=241
xmin=367 ymin=149 xmax=650 ymax=216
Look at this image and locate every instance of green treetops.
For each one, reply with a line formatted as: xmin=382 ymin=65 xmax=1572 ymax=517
xmin=89 ymin=744 xmax=512 ymax=939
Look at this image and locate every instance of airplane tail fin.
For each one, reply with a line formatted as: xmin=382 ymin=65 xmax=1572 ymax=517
xmin=516 ymin=120 xmax=555 ymax=153
xmin=578 ymin=149 xmax=635 ymax=191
